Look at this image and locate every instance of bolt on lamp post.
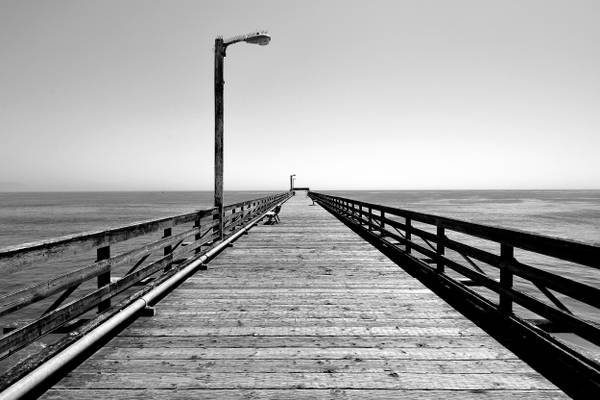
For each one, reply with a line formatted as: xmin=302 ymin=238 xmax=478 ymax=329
xmin=214 ymin=31 xmax=271 ymax=240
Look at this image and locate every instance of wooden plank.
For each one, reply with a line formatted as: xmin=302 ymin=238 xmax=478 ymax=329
xmin=132 ymin=310 xmax=463 ymax=319
xmin=40 ymin=389 xmax=569 ymax=400
xmin=117 ymin=318 xmax=474 ymax=328
xmin=174 ymin=281 xmax=443 ymax=287
xmin=75 ymin=358 xmax=535 ymax=373
xmin=111 ymin=326 xmax=487 ymax=337
xmin=151 ymin=303 xmax=454 ymax=311
xmin=51 ymin=372 xmax=557 ymax=390
xmin=168 ymin=288 xmax=435 ymax=294
xmin=105 ymin=335 xmax=498 ymax=348
xmin=90 ymin=346 xmax=517 ymax=360
xmin=137 ymin=300 xmax=449 ymax=308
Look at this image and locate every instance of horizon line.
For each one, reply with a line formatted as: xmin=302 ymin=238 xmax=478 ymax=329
xmin=1 ymin=188 xmax=600 ymax=193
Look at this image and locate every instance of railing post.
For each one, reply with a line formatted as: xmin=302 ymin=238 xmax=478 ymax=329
xmin=368 ymin=207 xmax=373 ymax=230
xmin=380 ymin=211 xmax=385 ymax=232
xmin=405 ymin=217 xmax=412 ymax=254
xmin=212 ymin=209 xmax=220 ymax=242
xmin=163 ymin=227 xmax=172 ymax=271
xmin=194 ymin=217 xmax=202 ymax=254
xmin=499 ymin=244 xmax=514 ymax=314
xmin=96 ymin=245 xmax=111 ymax=313
xmin=164 ymin=228 xmax=172 ymax=255
xmin=436 ymin=226 xmax=445 ymax=273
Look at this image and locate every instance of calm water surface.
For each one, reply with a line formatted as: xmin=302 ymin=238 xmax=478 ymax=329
xmin=325 ymin=190 xmax=600 ymax=246
xmin=3 ymin=190 xmax=598 ymax=247
xmin=0 ymin=191 xmax=276 ymax=247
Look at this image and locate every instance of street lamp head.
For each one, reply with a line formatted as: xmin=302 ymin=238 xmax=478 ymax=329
xmin=223 ymin=31 xmax=271 ymax=47
xmin=245 ymin=31 xmax=271 ymax=46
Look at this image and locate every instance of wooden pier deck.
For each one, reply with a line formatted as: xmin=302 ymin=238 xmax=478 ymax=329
xmin=41 ymin=194 xmax=567 ymax=399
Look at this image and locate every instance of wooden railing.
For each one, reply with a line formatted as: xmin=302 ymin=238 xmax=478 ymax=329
xmin=309 ymin=191 xmax=600 ymax=397
xmin=0 ymin=192 xmax=290 ymax=362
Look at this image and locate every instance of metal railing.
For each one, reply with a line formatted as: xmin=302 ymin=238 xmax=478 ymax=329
xmin=309 ymin=191 xmax=600 ymax=398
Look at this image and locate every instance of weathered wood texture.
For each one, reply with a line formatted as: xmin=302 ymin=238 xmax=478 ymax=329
xmin=41 ymin=194 xmax=567 ymax=399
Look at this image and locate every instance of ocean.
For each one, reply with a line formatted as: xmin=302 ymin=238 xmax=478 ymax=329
xmin=1 ymin=190 xmax=599 ymax=357
xmin=0 ymin=191 xmax=276 ymax=248
xmin=3 ymin=190 xmax=599 ymax=249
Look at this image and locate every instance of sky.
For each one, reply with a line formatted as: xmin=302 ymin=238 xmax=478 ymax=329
xmin=0 ymin=0 xmax=599 ymax=191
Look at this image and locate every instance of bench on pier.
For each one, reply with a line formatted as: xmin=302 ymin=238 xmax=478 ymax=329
xmin=262 ymin=205 xmax=282 ymax=224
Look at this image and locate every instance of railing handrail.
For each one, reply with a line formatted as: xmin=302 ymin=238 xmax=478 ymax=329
xmin=310 ymin=191 xmax=600 ymax=306
xmin=310 ymin=191 xmax=600 ymax=339
xmin=0 ymin=191 xmax=292 ymax=362
xmin=0 ymin=209 xmax=215 ymax=274
xmin=309 ymin=191 xmax=600 ymax=398
xmin=311 ymin=192 xmax=600 ymax=269
xmin=0 ymin=192 xmax=289 ymax=274
xmin=224 ymin=194 xmax=282 ymax=211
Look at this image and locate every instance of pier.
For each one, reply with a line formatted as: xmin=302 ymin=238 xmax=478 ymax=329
xmin=0 ymin=192 xmax=598 ymax=399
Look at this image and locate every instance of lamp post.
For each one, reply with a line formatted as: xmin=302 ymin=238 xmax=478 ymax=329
xmin=290 ymin=174 xmax=296 ymax=191
xmin=214 ymin=31 xmax=271 ymax=240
